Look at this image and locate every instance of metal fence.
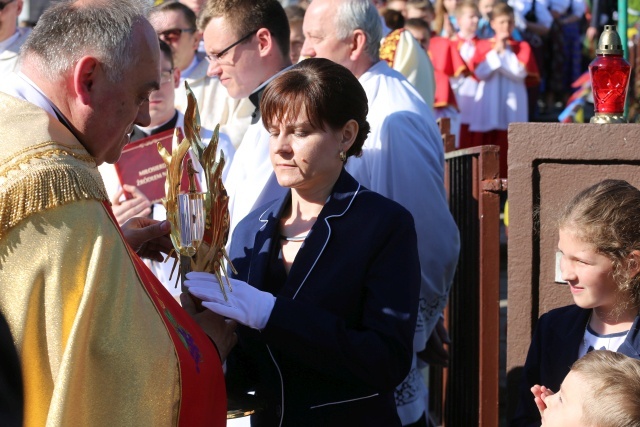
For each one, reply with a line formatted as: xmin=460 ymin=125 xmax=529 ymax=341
xmin=428 ymin=138 xmax=503 ymax=426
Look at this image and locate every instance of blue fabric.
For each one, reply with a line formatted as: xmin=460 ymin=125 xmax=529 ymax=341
xmin=561 ymin=20 xmax=583 ymax=92
xmin=225 ymin=170 xmax=422 ymax=427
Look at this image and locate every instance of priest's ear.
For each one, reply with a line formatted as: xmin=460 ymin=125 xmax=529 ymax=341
xmin=348 ymin=29 xmax=368 ymax=62
xmin=73 ymin=56 xmax=101 ymax=106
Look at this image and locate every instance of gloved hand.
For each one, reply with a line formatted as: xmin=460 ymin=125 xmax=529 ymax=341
xmin=185 ymin=272 xmax=276 ymax=331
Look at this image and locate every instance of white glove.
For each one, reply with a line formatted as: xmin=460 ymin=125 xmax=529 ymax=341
xmin=185 ymin=272 xmax=276 ymax=331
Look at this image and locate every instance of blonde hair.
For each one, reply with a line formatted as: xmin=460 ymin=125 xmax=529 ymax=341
xmin=490 ymin=2 xmax=514 ymax=20
xmin=571 ymin=350 xmax=640 ymax=427
xmin=455 ymin=0 xmax=479 ymax=18
xmin=559 ymin=179 xmax=640 ymax=312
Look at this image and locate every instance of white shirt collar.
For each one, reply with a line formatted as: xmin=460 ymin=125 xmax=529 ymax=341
xmin=250 ymin=64 xmax=296 ymax=97
xmin=0 ymin=30 xmax=20 ymax=53
xmin=180 ymin=55 xmax=200 ymax=80
xmin=0 ymin=72 xmax=58 ymax=118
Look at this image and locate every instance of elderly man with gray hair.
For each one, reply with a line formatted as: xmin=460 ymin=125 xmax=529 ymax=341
xmin=0 ymin=1 xmax=234 ymax=425
xmin=301 ymin=0 xmax=460 ymax=425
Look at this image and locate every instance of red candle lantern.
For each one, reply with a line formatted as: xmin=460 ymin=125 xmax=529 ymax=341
xmin=589 ymin=25 xmax=632 ymax=123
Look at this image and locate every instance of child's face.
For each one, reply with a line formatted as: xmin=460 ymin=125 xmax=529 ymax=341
xmin=489 ymin=14 xmax=514 ymax=39
xmin=540 ymin=372 xmax=588 ymax=427
xmin=558 ymin=228 xmax=620 ymax=312
xmin=443 ymin=0 xmax=459 ymax=15
xmin=457 ymin=8 xmax=479 ymax=34
xmin=478 ymin=0 xmax=495 ymax=17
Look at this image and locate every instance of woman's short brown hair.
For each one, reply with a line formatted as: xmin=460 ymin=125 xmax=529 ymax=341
xmin=261 ymin=58 xmax=370 ymax=160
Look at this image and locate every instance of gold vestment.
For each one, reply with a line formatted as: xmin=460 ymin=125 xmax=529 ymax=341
xmin=0 ymin=93 xmax=225 ymax=426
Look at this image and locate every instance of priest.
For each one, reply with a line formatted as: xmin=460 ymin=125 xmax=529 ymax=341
xmin=0 ymin=1 xmax=234 ymax=425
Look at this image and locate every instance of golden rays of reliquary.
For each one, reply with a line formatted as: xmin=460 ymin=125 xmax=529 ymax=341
xmin=158 ymin=81 xmax=236 ymax=300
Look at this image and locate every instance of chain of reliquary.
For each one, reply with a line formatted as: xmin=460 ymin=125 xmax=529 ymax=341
xmin=158 ymin=82 xmax=237 ymax=301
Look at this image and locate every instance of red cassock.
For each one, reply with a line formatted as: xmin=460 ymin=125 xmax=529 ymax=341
xmin=428 ymin=36 xmax=470 ymax=110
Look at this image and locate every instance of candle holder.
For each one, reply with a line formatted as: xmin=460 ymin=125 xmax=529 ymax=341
xmin=589 ymin=25 xmax=632 ymax=123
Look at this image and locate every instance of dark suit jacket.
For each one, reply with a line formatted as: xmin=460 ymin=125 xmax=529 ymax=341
xmin=511 ymin=304 xmax=640 ymax=426
xmin=226 ymin=170 xmax=421 ymax=427
xmin=0 ymin=310 xmax=22 ymax=427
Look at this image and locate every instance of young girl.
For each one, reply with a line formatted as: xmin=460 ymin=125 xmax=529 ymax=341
xmin=476 ymin=0 xmax=495 ymax=38
xmin=512 ymin=180 xmax=640 ymax=427
xmin=433 ymin=0 xmax=459 ymax=38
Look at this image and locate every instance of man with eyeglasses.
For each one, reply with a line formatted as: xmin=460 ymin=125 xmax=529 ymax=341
xmin=199 ymin=0 xmax=293 ymax=240
xmin=0 ymin=0 xmax=30 ymax=76
xmin=150 ymin=1 xmax=253 ymax=149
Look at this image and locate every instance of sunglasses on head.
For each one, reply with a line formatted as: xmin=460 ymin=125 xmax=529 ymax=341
xmin=157 ymin=28 xmax=196 ymax=42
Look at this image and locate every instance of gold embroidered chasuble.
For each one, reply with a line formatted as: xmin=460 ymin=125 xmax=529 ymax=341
xmin=0 ymin=93 xmax=224 ymax=426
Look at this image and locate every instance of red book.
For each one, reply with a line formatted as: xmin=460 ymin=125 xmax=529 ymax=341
xmin=114 ymin=128 xmax=195 ymax=204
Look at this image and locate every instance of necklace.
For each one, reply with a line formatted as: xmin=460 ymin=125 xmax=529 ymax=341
xmin=279 ymin=234 xmax=308 ymax=242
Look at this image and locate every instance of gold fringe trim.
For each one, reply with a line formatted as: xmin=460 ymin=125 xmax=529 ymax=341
xmin=380 ymin=29 xmax=404 ymax=68
xmin=0 ymin=146 xmax=108 ymax=239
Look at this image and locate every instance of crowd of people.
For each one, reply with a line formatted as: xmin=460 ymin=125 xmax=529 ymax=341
xmin=1 ymin=0 xmax=640 ymax=426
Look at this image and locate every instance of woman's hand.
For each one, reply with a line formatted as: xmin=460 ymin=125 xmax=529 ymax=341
xmin=185 ymin=272 xmax=276 ymax=330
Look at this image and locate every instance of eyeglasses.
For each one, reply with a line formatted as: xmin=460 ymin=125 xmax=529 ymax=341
xmin=0 ymin=0 xmax=16 ymax=12
xmin=205 ymin=30 xmax=257 ymax=65
xmin=157 ymin=28 xmax=196 ymax=43
xmin=160 ymin=68 xmax=174 ymax=84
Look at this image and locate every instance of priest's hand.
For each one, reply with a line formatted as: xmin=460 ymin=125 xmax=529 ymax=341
xmin=112 ymin=184 xmax=151 ymax=225
xmin=185 ymin=272 xmax=276 ymax=331
xmin=121 ymin=217 xmax=173 ymax=261
xmin=181 ymin=292 xmax=238 ymax=362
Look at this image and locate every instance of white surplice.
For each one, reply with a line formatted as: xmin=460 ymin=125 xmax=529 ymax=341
xmin=469 ymin=48 xmax=529 ymax=132
xmin=351 ymin=60 xmax=460 ymax=425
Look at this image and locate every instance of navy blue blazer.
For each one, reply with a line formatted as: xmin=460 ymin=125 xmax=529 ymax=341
xmin=225 ymin=170 xmax=421 ymax=427
xmin=511 ymin=304 xmax=640 ymax=427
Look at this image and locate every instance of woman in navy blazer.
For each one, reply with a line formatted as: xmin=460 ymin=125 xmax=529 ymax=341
xmin=186 ymin=58 xmax=421 ymax=426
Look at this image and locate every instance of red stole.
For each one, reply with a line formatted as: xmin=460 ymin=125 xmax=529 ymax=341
xmin=104 ymin=202 xmax=227 ymax=426
xmin=470 ymin=38 xmax=540 ymax=87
